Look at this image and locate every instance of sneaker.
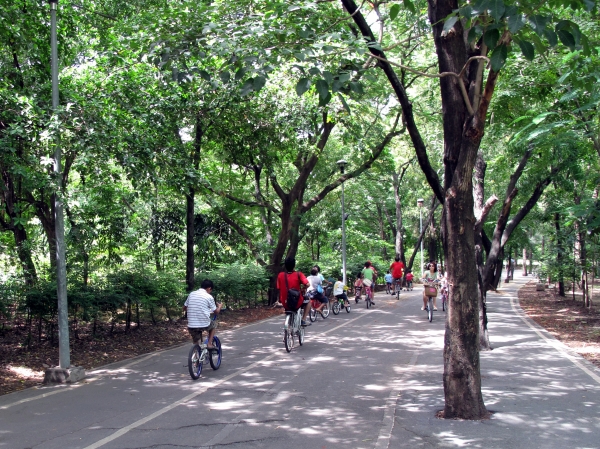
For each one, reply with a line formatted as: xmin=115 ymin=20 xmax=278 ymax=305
xmin=433 ymin=307 xmax=438 ymax=311
xmin=421 ymin=306 xmax=425 ymax=310
xmin=301 ymin=321 xmax=311 ymax=327
xmin=371 ymin=301 xmax=375 ymax=305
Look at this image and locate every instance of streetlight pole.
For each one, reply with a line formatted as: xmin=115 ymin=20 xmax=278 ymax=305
xmin=50 ymin=0 xmax=70 ymax=370
xmin=418 ymin=198 xmax=424 ymax=276
xmin=337 ymin=160 xmax=348 ymax=285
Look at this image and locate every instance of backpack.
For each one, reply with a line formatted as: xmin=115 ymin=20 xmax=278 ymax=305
xmin=284 ymin=272 xmax=302 ymax=311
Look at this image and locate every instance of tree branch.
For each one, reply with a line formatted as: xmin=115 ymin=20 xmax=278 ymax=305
xmin=301 ymin=112 xmax=404 ymax=213
xmin=340 ymin=0 xmax=444 ymax=204
xmin=216 ymin=209 xmax=266 ymax=266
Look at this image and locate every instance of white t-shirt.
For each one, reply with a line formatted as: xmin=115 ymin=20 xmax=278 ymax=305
xmin=306 ymin=275 xmax=322 ymax=293
xmin=184 ymin=288 xmax=216 ymax=328
xmin=333 ymin=281 xmax=345 ymax=296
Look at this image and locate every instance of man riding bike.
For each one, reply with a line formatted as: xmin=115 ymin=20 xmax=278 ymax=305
xmin=276 ymin=257 xmax=311 ymax=327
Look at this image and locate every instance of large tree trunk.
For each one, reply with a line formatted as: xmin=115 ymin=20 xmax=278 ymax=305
xmin=522 ymin=248 xmax=528 ymax=276
xmin=392 ymin=171 xmax=405 ymax=261
xmin=13 ymin=225 xmax=37 ymax=284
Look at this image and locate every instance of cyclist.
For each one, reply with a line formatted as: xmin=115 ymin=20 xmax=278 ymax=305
xmin=307 ymin=267 xmax=329 ymax=314
xmin=354 ymin=272 xmax=364 ymax=302
xmin=313 ymin=265 xmax=331 ymax=296
xmin=184 ymin=279 xmax=222 ymax=351
xmin=361 ymin=261 xmax=376 ymax=305
xmin=390 ymin=255 xmax=405 ymax=292
xmin=277 ymin=256 xmax=311 ymax=326
xmin=384 ymin=270 xmax=393 ymax=295
xmin=333 ymin=275 xmax=350 ymax=307
xmin=405 ymin=269 xmax=414 ymax=290
xmin=421 ymin=261 xmax=440 ymax=311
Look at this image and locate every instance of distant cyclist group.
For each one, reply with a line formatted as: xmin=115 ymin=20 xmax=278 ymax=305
xmin=183 ymin=256 xmax=448 ymax=377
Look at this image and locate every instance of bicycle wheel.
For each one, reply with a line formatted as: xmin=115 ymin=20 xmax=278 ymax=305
xmin=346 ymin=305 xmax=351 ymax=313
xmin=332 ymin=301 xmax=340 ymax=315
xmin=209 ymin=336 xmax=222 ymax=370
xmin=396 ymin=285 xmax=400 ymax=300
xmin=298 ymin=326 xmax=305 ymax=346
xmin=309 ymin=307 xmax=317 ymax=322
xmin=321 ymin=303 xmax=329 ymax=318
xmin=188 ymin=344 xmax=202 ymax=380
xmin=366 ymin=294 xmax=371 ymax=309
xmin=442 ymin=295 xmax=446 ymax=311
xmin=428 ymin=297 xmax=433 ymax=322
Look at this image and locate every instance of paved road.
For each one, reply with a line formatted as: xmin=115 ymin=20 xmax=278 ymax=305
xmin=1 ymin=274 xmax=599 ymax=449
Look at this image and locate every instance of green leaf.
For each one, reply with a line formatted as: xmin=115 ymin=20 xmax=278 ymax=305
xmin=443 ymin=16 xmax=458 ymax=35
xmin=484 ymin=29 xmax=500 ymax=49
xmin=253 ymin=76 xmax=266 ymax=91
xmin=517 ymin=40 xmax=535 ymax=60
xmin=234 ymin=68 xmax=246 ymax=81
xmin=390 ymin=4 xmax=400 ymax=20
xmin=404 ymin=0 xmax=416 ymax=14
xmin=459 ymin=5 xmax=473 ymax=17
xmin=583 ymin=0 xmax=595 ymax=11
xmin=295 ymin=78 xmax=311 ymax=96
xmin=308 ymin=67 xmax=321 ymax=76
xmin=528 ymin=15 xmax=549 ymax=35
xmin=199 ymin=70 xmax=211 ymax=81
xmin=544 ymin=28 xmax=558 ymax=47
xmin=338 ymin=72 xmax=351 ymax=83
xmin=349 ymin=82 xmax=364 ymax=94
xmin=332 ymin=79 xmax=342 ymax=93
xmin=240 ymin=79 xmax=254 ymax=96
xmin=323 ymin=71 xmax=334 ymax=84
xmin=219 ymin=71 xmax=230 ymax=84
xmin=316 ymin=79 xmax=329 ymax=100
xmin=508 ymin=13 xmax=525 ymax=34
xmin=489 ymin=0 xmax=505 ymax=20
xmin=532 ymin=112 xmax=555 ymax=124
xmin=467 ymin=26 xmax=481 ymax=43
xmin=557 ymin=30 xmax=575 ymax=49
xmin=338 ymin=93 xmax=351 ymax=114
xmin=490 ymin=44 xmax=507 ymax=71
xmin=471 ymin=0 xmax=491 ymax=14
xmin=318 ymin=92 xmax=332 ymax=107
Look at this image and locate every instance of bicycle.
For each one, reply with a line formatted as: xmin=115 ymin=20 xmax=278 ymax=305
xmin=393 ymin=278 xmax=402 ymax=300
xmin=364 ymin=284 xmax=374 ymax=308
xmin=309 ymin=293 xmax=330 ymax=321
xmin=332 ymin=295 xmax=351 ymax=314
xmin=423 ymin=281 xmax=439 ymax=322
xmin=188 ymin=317 xmax=222 ymax=380
xmin=283 ymin=307 xmax=305 ymax=352
xmin=440 ymin=287 xmax=448 ymax=311
xmin=354 ymin=286 xmax=362 ymax=303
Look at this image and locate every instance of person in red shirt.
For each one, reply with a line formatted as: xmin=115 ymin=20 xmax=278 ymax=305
xmin=276 ymin=256 xmax=311 ymax=326
xmin=390 ymin=255 xmax=405 ymax=290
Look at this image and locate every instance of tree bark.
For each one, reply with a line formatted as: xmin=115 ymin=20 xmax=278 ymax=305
xmin=555 ymin=213 xmax=565 ymax=296
xmin=522 ymin=248 xmax=528 ymax=276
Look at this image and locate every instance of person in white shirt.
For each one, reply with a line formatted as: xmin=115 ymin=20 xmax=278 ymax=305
xmin=184 ymin=279 xmax=222 ymax=350
xmin=333 ymin=275 xmax=350 ymax=307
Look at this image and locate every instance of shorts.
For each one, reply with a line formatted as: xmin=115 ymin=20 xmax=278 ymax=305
xmin=313 ymin=292 xmax=328 ymax=303
xmin=188 ymin=320 xmax=218 ymax=343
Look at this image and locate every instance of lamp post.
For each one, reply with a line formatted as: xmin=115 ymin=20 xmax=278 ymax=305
xmin=43 ymin=0 xmax=84 ymax=384
xmin=417 ymin=198 xmax=424 ymax=276
xmin=337 ymin=160 xmax=348 ymax=285
xmin=49 ymin=0 xmax=70 ymax=370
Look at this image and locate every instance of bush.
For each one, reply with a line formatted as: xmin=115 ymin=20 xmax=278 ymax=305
xmin=195 ymin=262 xmax=269 ymax=308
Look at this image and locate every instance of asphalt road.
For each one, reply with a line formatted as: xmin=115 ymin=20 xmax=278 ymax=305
xmin=1 ymin=274 xmax=599 ymax=449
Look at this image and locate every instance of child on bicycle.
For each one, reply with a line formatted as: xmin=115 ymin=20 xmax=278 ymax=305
xmin=184 ymin=279 xmax=222 ymax=351
xmin=333 ymin=275 xmax=350 ymax=306
xmin=354 ymin=272 xmax=363 ymax=302
xmin=384 ymin=270 xmax=393 ymax=295
xmin=405 ymin=270 xmax=414 ymax=290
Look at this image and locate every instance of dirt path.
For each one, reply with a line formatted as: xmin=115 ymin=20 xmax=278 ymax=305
xmin=519 ymin=281 xmax=600 ymax=368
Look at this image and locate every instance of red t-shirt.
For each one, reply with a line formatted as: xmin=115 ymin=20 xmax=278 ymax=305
xmin=390 ymin=261 xmax=405 ymax=279
xmin=405 ymin=273 xmax=414 ymax=282
xmin=277 ymin=270 xmax=308 ymax=309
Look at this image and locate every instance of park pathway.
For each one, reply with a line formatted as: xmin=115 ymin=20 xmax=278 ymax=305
xmin=1 ymin=273 xmax=599 ymax=449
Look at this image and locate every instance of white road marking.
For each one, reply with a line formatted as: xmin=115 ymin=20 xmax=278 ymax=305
xmin=83 ymin=306 xmax=378 ymax=449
